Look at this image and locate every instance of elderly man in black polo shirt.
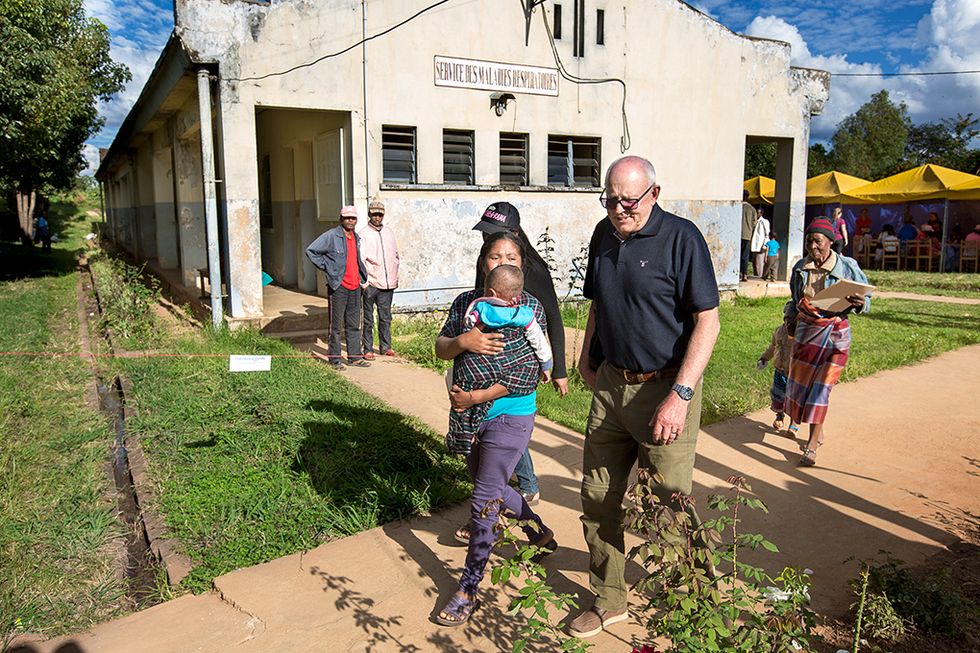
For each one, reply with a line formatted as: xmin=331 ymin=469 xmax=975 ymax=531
xmin=568 ymin=155 xmax=721 ymax=639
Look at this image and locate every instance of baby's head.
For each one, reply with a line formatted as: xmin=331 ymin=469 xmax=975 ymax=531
xmin=485 ymin=264 xmax=524 ymax=303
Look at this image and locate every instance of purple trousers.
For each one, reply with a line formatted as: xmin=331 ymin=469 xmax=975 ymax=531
xmin=459 ymin=413 xmax=545 ymax=595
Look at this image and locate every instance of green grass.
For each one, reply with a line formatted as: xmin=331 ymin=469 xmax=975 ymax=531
xmin=0 ymin=201 xmax=129 ymax=645
xmin=394 ymin=296 xmax=980 ymax=434
xmin=866 ymin=270 xmax=980 ymax=299
xmin=112 ymin=327 xmax=470 ymax=593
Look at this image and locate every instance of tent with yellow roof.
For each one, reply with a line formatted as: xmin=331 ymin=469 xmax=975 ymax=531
xmin=806 ymin=171 xmax=869 ymax=204
xmin=843 ymin=164 xmax=979 ymax=204
xmin=948 ymin=176 xmax=980 ymax=201
xmin=743 ymin=176 xmax=774 ymax=205
xmin=845 ymin=164 xmax=980 ymax=269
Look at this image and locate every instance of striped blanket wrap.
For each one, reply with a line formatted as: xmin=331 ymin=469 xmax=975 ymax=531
xmin=785 ymin=297 xmax=851 ymax=425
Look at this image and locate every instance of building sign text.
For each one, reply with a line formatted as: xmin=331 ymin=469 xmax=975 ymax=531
xmin=434 ymin=56 xmax=559 ymax=97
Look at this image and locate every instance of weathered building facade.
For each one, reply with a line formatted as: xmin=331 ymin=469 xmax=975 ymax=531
xmin=97 ymin=0 xmax=829 ymax=322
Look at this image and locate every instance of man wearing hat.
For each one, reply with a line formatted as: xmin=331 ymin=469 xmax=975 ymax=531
xmin=359 ymin=198 xmax=400 ymax=359
xmin=305 ymin=206 xmax=370 ymax=369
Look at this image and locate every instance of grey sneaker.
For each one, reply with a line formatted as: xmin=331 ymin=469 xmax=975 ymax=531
xmin=521 ymin=491 xmax=540 ymax=506
xmin=328 ymin=360 xmax=346 ymax=371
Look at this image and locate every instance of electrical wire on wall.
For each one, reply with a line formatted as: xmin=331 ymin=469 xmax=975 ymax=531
xmin=230 ymin=0 xmax=453 ymax=83
xmin=535 ymin=1 xmax=631 ymax=152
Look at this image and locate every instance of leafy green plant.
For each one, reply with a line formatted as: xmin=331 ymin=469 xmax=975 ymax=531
xmin=861 ymin=554 xmax=968 ymax=637
xmin=90 ymin=254 xmax=160 ymax=349
xmin=489 ymin=513 xmax=590 ymax=653
xmin=535 ymin=227 xmax=560 ymax=285
xmin=626 ymin=472 xmax=818 ymax=653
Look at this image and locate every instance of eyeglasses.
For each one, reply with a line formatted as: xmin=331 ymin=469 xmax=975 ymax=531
xmin=368 ymin=213 xmax=383 ymax=217
xmin=599 ymin=184 xmax=655 ymax=211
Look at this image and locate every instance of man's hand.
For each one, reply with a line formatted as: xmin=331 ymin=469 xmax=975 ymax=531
xmin=578 ymin=359 xmax=597 ymax=391
xmin=552 ymin=376 xmax=569 ymax=397
xmin=457 ymin=327 xmax=505 ymax=355
xmin=649 ymin=392 xmax=688 ymax=445
xmin=846 ymin=294 xmax=865 ymax=310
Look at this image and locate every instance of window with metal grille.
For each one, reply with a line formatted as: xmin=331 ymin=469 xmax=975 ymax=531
xmin=443 ymin=129 xmax=475 ymax=185
xmin=499 ymin=132 xmax=529 ymax=186
xmin=547 ymin=135 xmax=601 ymax=187
xmin=381 ymin=125 xmax=416 ymax=183
xmin=553 ymin=4 xmax=562 ymax=39
xmin=596 ymin=9 xmax=604 ymax=45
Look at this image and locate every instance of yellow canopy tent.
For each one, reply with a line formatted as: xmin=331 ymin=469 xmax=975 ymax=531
xmin=743 ymin=176 xmax=775 ymax=205
xmin=806 ymin=171 xmax=869 ymax=204
xmin=845 ymin=164 xmax=980 ymax=269
xmin=843 ymin=164 xmax=979 ymax=203
xmin=948 ymin=176 xmax=980 ymax=201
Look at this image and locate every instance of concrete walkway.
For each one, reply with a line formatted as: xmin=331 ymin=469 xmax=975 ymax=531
xmin=16 ymin=343 xmax=980 ymax=653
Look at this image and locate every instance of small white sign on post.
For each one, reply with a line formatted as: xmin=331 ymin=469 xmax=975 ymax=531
xmin=229 ymin=355 xmax=272 ymax=372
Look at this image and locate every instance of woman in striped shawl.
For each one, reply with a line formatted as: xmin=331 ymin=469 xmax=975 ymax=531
xmin=785 ymin=217 xmax=871 ymax=467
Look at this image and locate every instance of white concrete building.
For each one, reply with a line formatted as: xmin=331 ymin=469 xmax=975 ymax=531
xmin=97 ymin=0 xmax=829 ymax=325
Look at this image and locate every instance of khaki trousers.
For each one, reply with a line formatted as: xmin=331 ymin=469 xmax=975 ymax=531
xmin=580 ymin=361 xmax=704 ymax=611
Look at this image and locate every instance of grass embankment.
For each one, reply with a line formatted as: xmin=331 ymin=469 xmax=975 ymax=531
xmin=392 ymin=296 xmax=980 ymax=434
xmin=110 ymin=326 xmax=470 ymax=593
xmin=866 ymin=270 xmax=980 ymax=299
xmin=0 ymin=199 xmax=130 ymax=645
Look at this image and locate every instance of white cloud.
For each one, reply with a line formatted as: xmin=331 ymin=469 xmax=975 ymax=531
xmin=745 ymin=1 xmax=980 ymax=142
xmin=84 ymin=0 xmax=172 ymax=150
xmin=81 ymin=143 xmax=101 ymax=176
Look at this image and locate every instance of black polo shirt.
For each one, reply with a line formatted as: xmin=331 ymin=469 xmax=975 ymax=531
xmin=583 ymin=203 xmax=719 ymax=371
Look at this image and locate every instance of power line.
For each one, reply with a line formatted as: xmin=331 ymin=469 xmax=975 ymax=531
xmin=232 ymin=0 xmax=453 ymax=82
xmin=833 ymin=69 xmax=980 ymax=78
xmin=537 ymin=3 xmax=631 ymax=152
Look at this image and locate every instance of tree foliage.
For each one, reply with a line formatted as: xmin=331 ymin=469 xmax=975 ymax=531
xmin=744 ymin=142 xmax=776 ymax=180
xmin=831 ymin=90 xmax=911 ymax=180
xmin=0 ymin=0 xmax=129 ymax=238
xmin=904 ymin=113 xmax=980 ymax=171
xmin=807 ymin=143 xmax=833 ymax=178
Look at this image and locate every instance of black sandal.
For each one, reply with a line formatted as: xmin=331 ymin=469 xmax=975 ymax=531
xmin=434 ymin=592 xmax=481 ymax=626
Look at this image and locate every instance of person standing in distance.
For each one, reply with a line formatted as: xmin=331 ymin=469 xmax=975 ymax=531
xmin=740 ymin=189 xmax=755 ymax=281
xmin=305 ymin=205 xmax=371 ymax=370
xmin=359 ymin=198 xmax=400 ymax=359
xmin=569 ymin=155 xmax=720 ymax=638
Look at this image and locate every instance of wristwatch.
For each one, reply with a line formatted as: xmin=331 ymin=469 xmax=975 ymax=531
xmin=671 ymin=383 xmax=694 ymax=401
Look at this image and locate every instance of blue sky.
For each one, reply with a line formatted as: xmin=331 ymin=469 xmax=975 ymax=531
xmin=82 ymin=0 xmax=980 ymax=171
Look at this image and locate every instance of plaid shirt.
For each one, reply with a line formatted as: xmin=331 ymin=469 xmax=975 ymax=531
xmin=440 ymin=289 xmax=546 ymax=453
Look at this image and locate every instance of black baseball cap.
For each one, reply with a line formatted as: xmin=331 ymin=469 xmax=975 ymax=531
xmin=472 ymin=202 xmax=521 ymax=234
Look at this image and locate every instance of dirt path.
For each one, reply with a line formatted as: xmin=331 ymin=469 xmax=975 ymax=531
xmin=18 ymin=342 xmax=980 ymax=653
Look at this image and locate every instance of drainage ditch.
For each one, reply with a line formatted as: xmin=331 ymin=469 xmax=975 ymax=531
xmin=81 ymin=262 xmax=161 ymax=606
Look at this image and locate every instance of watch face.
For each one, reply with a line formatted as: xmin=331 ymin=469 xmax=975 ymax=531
xmin=673 ymin=384 xmax=694 ymax=400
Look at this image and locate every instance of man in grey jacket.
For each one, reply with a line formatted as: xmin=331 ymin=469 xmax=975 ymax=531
xmin=305 ymin=206 xmax=370 ymax=369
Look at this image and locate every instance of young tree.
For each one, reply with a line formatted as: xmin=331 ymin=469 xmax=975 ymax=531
xmin=831 ymin=90 xmax=911 ymax=180
xmin=0 ymin=0 xmax=129 ymax=243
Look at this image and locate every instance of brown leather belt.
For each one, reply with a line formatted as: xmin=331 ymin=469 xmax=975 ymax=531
xmin=611 ymin=364 xmax=680 ymax=384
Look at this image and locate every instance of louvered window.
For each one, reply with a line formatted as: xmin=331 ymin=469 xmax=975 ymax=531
xmin=443 ymin=129 xmax=475 ymax=185
xmin=499 ymin=132 xmax=529 ymax=186
xmin=547 ymin=135 xmax=601 ymax=187
xmin=382 ymin=125 xmax=416 ymax=183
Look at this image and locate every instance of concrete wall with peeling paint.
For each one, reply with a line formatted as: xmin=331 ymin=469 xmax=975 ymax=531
xmin=101 ymin=0 xmax=827 ymax=316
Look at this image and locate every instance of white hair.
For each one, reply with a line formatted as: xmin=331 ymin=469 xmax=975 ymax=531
xmin=604 ymin=155 xmax=657 ymax=187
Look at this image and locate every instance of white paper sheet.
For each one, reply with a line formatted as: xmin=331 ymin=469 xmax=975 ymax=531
xmin=229 ymin=355 xmax=272 ymax=372
xmin=809 ymin=280 xmax=875 ymax=313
